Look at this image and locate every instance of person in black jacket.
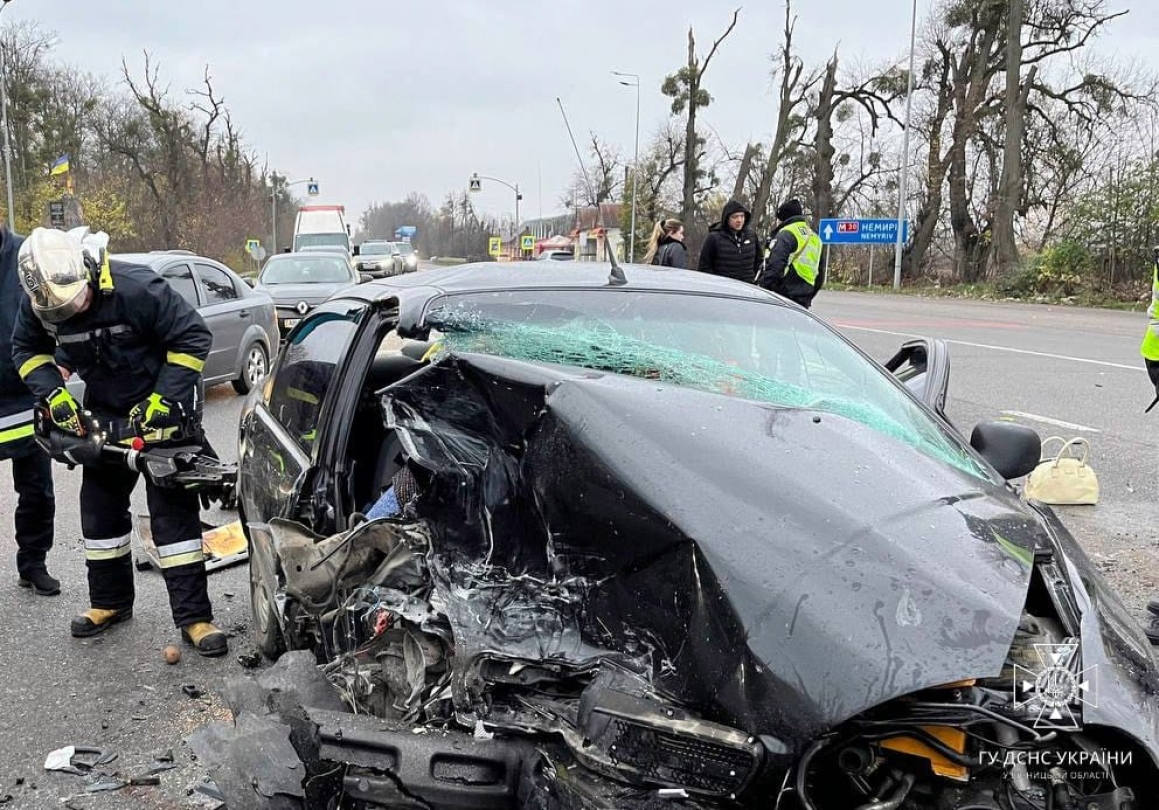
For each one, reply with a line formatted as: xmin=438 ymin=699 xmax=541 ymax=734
xmin=758 ymin=199 xmax=825 ymax=308
xmin=697 ymin=199 xmax=762 ymax=283
xmin=0 ymin=225 xmax=58 ymax=596
xmin=643 ymin=218 xmax=687 ymax=268
xmin=12 ymin=226 xmax=227 ymax=656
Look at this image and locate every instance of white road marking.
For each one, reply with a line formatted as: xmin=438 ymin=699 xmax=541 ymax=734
xmin=1000 ymin=411 xmax=1101 ymax=433
xmin=838 ymin=324 xmax=1142 ymax=372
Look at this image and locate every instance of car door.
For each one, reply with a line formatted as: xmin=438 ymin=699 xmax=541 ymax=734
xmin=194 ymin=261 xmax=249 ymax=382
xmin=884 ymin=338 xmax=951 ymax=421
xmin=238 ymin=300 xmax=368 ymax=533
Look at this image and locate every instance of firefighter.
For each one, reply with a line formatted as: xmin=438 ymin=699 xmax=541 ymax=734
xmin=757 ymin=199 xmax=825 ymax=309
xmin=0 ymin=224 xmax=58 ymax=596
xmin=11 ymin=227 xmax=227 ymax=656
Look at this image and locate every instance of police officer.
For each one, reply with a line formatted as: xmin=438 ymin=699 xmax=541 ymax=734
xmin=1139 ymin=245 xmax=1159 ymax=645
xmin=757 ymin=199 xmax=824 ymax=308
xmin=11 ymin=227 xmax=227 ymax=656
xmin=0 ymin=224 xmax=58 ymax=596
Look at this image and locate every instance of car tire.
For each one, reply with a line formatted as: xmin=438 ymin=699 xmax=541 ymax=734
xmin=250 ymin=552 xmax=286 ymax=660
xmin=233 ymin=342 xmax=268 ymax=396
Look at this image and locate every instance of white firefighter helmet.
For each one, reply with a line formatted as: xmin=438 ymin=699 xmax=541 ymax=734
xmin=17 ymin=227 xmax=94 ymax=323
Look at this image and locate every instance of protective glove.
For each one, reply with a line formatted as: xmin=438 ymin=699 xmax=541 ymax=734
xmin=46 ymin=387 xmax=86 ymax=436
xmin=129 ymin=393 xmax=184 ymax=442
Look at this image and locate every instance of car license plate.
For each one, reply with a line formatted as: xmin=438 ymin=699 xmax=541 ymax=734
xmin=283 ymin=318 xmax=300 ymax=328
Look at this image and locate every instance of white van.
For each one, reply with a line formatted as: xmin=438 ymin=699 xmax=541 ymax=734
xmin=293 ymin=205 xmax=352 ymax=254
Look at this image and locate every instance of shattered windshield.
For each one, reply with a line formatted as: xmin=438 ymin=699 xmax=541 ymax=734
xmin=423 ymin=289 xmax=988 ymax=478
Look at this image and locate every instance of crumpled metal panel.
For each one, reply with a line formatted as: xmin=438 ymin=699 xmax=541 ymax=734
xmin=380 ymin=353 xmax=1043 ymax=752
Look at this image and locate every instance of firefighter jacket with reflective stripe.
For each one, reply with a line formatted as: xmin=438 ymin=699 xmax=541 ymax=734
xmin=0 ymin=229 xmax=38 ymax=460
xmin=1141 ymin=261 xmax=1159 ymax=361
xmin=12 ymin=260 xmax=212 ymax=417
xmin=758 ymin=216 xmax=824 ymax=308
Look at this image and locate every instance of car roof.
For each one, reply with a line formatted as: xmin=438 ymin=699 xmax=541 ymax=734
xmin=269 ymin=251 xmax=350 ymax=260
xmin=333 ymin=261 xmax=785 ymax=303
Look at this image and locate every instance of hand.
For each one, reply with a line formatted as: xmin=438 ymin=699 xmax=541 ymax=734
xmin=46 ymin=387 xmax=85 ymax=436
xmin=129 ymin=393 xmax=184 ymax=443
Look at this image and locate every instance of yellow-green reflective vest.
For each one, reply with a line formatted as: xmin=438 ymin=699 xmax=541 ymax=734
xmin=784 ymin=221 xmax=823 ymax=286
xmin=1141 ymin=262 xmax=1159 ymax=361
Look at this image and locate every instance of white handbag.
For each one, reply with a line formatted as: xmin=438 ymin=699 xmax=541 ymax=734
xmin=1023 ymin=436 xmax=1099 ymax=506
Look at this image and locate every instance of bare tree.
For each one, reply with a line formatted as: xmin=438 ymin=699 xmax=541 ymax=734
xmin=662 ymin=8 xmax=741 ymax=224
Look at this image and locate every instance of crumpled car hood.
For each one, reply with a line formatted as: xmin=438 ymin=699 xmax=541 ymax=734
xmin=381 ymin=353 xmax=1043 ymax=751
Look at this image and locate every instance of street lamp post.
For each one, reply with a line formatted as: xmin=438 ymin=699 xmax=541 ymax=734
xmin=271 ymin=176 xmax=313 ymax=253
xmin=470 ymin=172 xmax=522 ymax=251
xmin=0 ymin=0 xmax=17 ymax=225
xmin=892 ymin=0 xmax=919 ymax=290
xmin=612 ymin=71 xmax=640 ymax=262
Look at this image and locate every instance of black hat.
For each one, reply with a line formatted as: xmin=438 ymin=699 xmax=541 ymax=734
xmin=776 ymin=199 xmax=804 ymax=221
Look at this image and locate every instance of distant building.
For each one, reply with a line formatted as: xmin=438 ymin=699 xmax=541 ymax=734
xmin=571 ymin=203 xmax=623 ymax=262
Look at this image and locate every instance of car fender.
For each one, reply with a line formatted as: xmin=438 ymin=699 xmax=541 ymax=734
xmin=232 ymin=323 xmax=274 ymax=379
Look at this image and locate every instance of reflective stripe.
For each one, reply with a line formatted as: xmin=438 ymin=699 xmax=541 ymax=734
xmin=0 ymin=409 xmax=34 ymax=430
xmin=287 ymin=387 xmax=319 ymax=405
xmin=18 ymin=355 xmax=54 ymax=379
xmin=85 ymin=533 xmax=132 ymax=550
xmin=158 ymin=538 xmax=203 ymax=558
xmin=56 ymin=324 xmax=131 ymax=345
xmin=84 ymin=533 xmax=132 ymax=561
xmin=167 ymin=352 xmax=206 ymax=373
xmin=0 ymin=424 xmax=34 ymax=443
xmin=157 ymin=538 xmax=205 ymax=569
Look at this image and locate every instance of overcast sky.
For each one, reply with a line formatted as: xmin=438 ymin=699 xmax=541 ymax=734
xmin=8 ymin=1 xmax=1156 ymax=223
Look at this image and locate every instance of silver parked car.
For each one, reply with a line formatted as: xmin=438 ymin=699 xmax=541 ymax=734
xmin=110 ymin=251 xmax=279 ymax=396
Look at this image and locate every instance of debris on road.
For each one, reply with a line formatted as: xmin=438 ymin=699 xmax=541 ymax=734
xmin=44 ymin=746 xmax=75 ymax=772
xmin=235 ymin=650 xmax=262 ymax=669
xmin=164 ymin=645 xmax=182 ymax=665
xmin=85 ymin=774 xmax=127 ymax=793
xmin=182 ymin=684 xmax=206 ymax=699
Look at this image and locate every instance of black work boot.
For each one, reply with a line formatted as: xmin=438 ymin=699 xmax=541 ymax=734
xmin=70 ymin=608 xmax=133 ymax=638
xmin=181 ymin=622 xmax=229 ymax=658
xmin=1147 ymin=617 xmax=1159 ymax=646
xmin=18 ymin=569 xmax=61 ymax=596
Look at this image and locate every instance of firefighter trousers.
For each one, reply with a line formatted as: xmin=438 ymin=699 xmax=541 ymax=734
xmin=79 ymin=461 xmax=212 ymax=628
xmin=11 ymin=449 xmax=55 ymax=578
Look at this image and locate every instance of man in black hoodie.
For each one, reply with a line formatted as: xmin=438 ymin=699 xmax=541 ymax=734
xmin=758 ymin=198 xmax=824 ymax=309
xmin=697 ymin=200 xmax=762 ymax=283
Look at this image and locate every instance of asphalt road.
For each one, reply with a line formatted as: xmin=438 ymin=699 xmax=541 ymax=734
xmin=0 ymin=286 xmax=1155 ymax=807
xmin=814 ymin=291 xmax=1159 ymax=612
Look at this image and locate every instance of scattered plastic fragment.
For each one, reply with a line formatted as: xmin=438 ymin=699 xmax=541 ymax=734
xmin=44 ymin=746 xmax=75 ymax=772
xmin=182 ymin=684 xmax=206 ymax=699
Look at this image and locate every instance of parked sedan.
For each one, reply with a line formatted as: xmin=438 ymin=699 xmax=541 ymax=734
xmin=252 ymin=251 xmax=365 ymax=336
xmin=103 ymin=251 xmax=278 ymax=395
xmin=227 ymin=261 xmax=1159 ymax=808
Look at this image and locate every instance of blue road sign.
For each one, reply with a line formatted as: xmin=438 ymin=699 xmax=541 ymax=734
xmin=307 ymin=181 xmax=319 ymax=196
xmin=818 ymin=218 xmax=910 ymax=245
xmin=395 ymin=225 xmax=417 ymax=237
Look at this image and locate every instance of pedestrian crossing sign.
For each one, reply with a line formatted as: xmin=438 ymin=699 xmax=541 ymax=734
xmin=488 ymin=236 xmax=502 ymax=256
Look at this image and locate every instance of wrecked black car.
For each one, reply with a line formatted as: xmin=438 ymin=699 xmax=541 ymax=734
xmin=228 ymin=262 xmax=1159 ymax=808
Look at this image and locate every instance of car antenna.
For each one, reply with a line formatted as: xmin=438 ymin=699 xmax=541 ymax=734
xmin=606 ymin=246 xmax=628 ymax=286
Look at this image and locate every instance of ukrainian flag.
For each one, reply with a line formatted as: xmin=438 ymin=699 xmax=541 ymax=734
xmin=50 ymin=154 xmax=70 ymax=176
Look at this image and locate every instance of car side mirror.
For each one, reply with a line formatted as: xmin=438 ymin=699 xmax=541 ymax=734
xmin=243 ymin=277 xmax=256 ymax=287
xmin=970 ymin=421 xmax=1041 ymax=480
xmin=359 ymin=273 xmax=374 ymax=284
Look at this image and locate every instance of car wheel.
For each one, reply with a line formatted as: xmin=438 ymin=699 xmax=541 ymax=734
xmin=250 ymin=553 xmax=286 ymax=660
xmin=233 ymin=343 xmax=268 ymax=396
